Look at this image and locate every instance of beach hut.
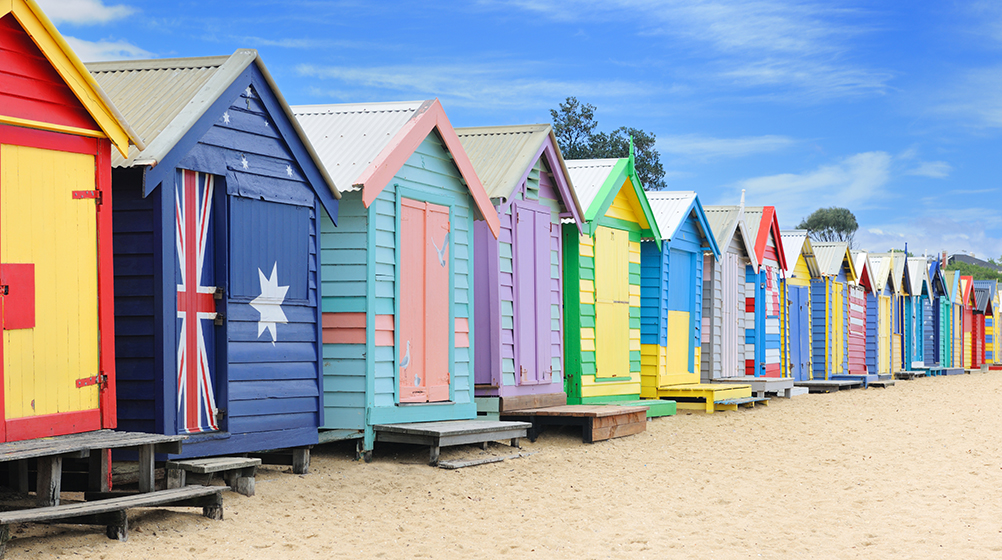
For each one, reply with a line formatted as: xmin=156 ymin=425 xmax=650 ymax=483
xmin=780 ymin=231 xmax=821 ymax=381
xmin=88 ymin=51 xmax=340 ymax=459
xmin=928 ymin=260 xmax=950 ymax=369
xmin=886 ymin=253 xmax=910 ymax=374
xmin=742 ymin=206 xmax=789 ymax=378
xmin=943 ymin=271 xmax=964 ymax=369
xmin=292 ymin=100 xmax=504 ymax=454
xmin=904 ymin=258 xmax=931 ymax=370
xmin=639 ymin=191 xmax=752 ymax=411
xmin=0 ymin=0 xmax=143 ymax=442
xmin=960 ymin=275 xmax=975 ymax=369
xmin=561 ymin=152 xmax=661 ymax=404
xmin=972 ymin=280 xmax=996 ymax=369
xmin=701 ymin=205 xmax=760 ymax=382
xmin=864 ymin=254 xmax=895 ymax=377
xmin=809 ymin=243 xmax=857 ymax=379
xmin=991 ymin=287 xmax=1002 ymax=365
xmin=850 ymin=251 xmax=873 ymax=375
xmin=454 ymin=124 xmax=584 ymax=412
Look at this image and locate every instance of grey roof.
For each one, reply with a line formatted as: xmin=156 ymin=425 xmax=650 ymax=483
xmin=867 ymin=253 xmax=893 ymax=292
xmin=780 ymin=230 xmax=819 ymax=277
xmin=646 ymin=191 xmax=696 ymax=241
xmin=292 ymin=100 xmax=433 ymax=192
xmin=743 ymin=206 xmax=765 ymax=248
xmin=948 ymin=254 xmax=1002 ymax=272
xmin=87 ymin=50 xmax=338 ymax=197
xmin=565 ymin=158 xmax=621 ymax=213
xmin=704 ymin=205 xmax=758 ymax=270
xmin=906 ymin=257 xmax=932 ymax=295
xmin=812 ymin=242 xmax=850 ymax=277
xmin=454 ymin=124 xmax=550 ymax=199
xmin=974 ymin=280 xmax=997 ymax=312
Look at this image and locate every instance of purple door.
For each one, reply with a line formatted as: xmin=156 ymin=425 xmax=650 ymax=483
xmin=512 ymin=201 xmax=552 ymax=386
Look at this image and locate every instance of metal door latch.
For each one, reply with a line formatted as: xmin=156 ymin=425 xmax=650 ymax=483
xmin=76 ymin=374 xmax=108 ymax=389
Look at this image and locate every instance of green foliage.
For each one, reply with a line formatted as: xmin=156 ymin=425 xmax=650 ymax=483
xmin=797 ymin=207 xmax=859 ymax=248
xmin=550 ymin=97 xmax=667 ymax=190
xmin=945 ymin=261 xmax=1002 ymax=281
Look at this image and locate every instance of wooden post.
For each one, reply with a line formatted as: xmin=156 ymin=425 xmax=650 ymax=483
xmin=166 ymin=467 xmax=185 ymax=490
xmin=105 ymin=510 xmax=128 ymax=541
xmin=7 ymin=460 xmax=28 ymax=494
xmin=36 ymin=456 xmax=63 ymax=507
xmin=202 ymin=492 xmax=224 ymax=520
xmin=292 ymin=448 xmax=310 ymax=474
xmin=89 ymin=449 xmax=111 ymax=492
xmin=138 ymin=445 xmax=154 ymax=493
xmin=429 ymin=444 xmax=440 ymax=466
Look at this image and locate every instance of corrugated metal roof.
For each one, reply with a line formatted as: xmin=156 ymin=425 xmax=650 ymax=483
xmin=646 ymin=191 xmax=696 ymax=240
xmin=704 ymin=205 xmax=740 ymax=247
xmin=812 ymin=242 xmax=850 ymax=277
xmin=867 ymin=253 xmax=892 ymax=291
xmin=292 ymin=100 xmax=431 ymax=192
xmin=454 ymin=124 xmax=551 ymax=199
xmin=565 ymin=158 xmax=621 ymax=213
xmin=906 ymin=257 xmax=931 ymax=295
xmin=781 ymin=229 xmax=819 ymax=277
xmin=88 ymin=54 xmax=234 ymax=167
xmin=890 ymin=252 xmax=907 ymax=293
xmin=974 ymin=280 xmax=997 ymax=312
xmin=743 ymin=207 xmax=764 ymax=245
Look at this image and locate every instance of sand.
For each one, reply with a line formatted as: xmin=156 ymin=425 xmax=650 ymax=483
xmin=7 ymin=372 xmax=1002 ymax=559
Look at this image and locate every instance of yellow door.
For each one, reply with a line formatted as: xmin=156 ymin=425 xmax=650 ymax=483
xmin=878 ymin=295 xmax=890 ymax=374
xmin=594 ymin=227 xmax=630 ymax=378
xmin=833 ymin=284 xmax=844 ymax=375
xmin=1 ymin=144 xmax=100 ymax=421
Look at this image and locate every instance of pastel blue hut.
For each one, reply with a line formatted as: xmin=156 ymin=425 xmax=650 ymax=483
xmin=90 ymin=51 xmax=340 ymax=459
xmin=904 ymin=257 xmax=931 ymax=370
xmin=293 ymin=100 xmax=502 ymax=455
xmin=929 ymin=260 xmax=950 ymax=368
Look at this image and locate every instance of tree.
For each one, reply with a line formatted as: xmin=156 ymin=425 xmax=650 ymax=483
xmin=550 ymin=97 xmax=667 ymax=190
xmin=797 ymin=207 xmax=859 ymax=248
xmin=945 ymin=261 xmax=1002 ymax=281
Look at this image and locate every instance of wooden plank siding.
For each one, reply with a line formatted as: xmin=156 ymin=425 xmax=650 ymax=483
xmin=701 ymin=234 xmax=750 ymax=381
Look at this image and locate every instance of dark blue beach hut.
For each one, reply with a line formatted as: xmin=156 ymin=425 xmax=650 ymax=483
xmin=89 ymin=51 xmax=340 ymax=459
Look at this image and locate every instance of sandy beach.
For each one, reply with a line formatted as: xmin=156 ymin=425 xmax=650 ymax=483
xmin=7 ymin=372 xmax=1002 ymax=559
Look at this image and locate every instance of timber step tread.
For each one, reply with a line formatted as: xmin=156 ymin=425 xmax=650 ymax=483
xmin=611 ymin=400 xmax=676 ymax=418
xmin=0 ymin=430 xmax=185 ymax=463
xmin=715 ymin=396 xmax=769 ymax=405
xmin=501 ymin=406 xmax=647 ymax=443
xmin=374 ymin=420 xmax=531 ymax=437
xmin=374 ymin=421 xmax=530 ymax=466
xmin=870 ymin=380 xmax=895 ymax=388
xmin=794 ymin=379 xmax=861 ymax=393
xmin=166 ymin=457 xmax=261 ymax=474
xmin=0 ymin=486 xmax=222 ymax=524
xmin=657 ymin=383 xmax=751 ymax=392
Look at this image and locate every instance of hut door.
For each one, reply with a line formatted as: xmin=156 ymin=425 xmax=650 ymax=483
xmin=594 ymin=227 xmax=630 ymax=379
xmin=1 ymin=144 xmax=101 ymax=439
xmin=512 ymin=202 xmax=552 ymax=386
xmin=399 ymin=198 xmax=451 ymax=403
xmin=720 ymin=253 xmax=739 ymax=377
xmin=175 ymin=170 xmax=224 ymax=434
xmin=664 ymin=248 xmax=694 ymax=385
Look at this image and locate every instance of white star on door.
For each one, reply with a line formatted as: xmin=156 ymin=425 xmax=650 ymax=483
xmin=250 ymin=262 xmax=289 ymax=344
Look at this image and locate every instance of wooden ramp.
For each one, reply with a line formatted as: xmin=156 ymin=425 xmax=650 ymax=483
xmin=650 ymin=383 xmax=753 ymax=413
xmin=712 ymin=396 xmax=770 ymax=411
xmin=794 ymin=379 xmax=862 ymax=393
xmin=830 ymin=374 xmax=879 ymax=388
xmin=712 ymin=376 xmax=797 ymax=398
xmin=373 ymin=421 xmax=530 ymax=466
xmin=501 ymin=405 xmax=648 ymax=443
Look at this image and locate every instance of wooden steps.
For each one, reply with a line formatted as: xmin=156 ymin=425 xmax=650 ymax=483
xmin=713 ymin=396 xmax=770 ymax=411
xmin=318 ymin=429 xmax=363 ymax=444
xmin=712 ymin=376 xmax=798 ymax=398
xmin=794 ymin=379 xmax=862 ymax=393
xmin=0 ymin=486 xmax=224 ymax=555
xmin=501 ymin=405 xmax=648 ymax=443
xmin=830 ymin=374 xmax=879 ymax=388
xmin=651 ymin=383 xmax=752 ymax=413
xmin=870 ymin=379 xmax=895 ymax=388
xmin=166 ymin=457 xmax=260 ymax=497
xmin=373 ymin=420 xmax=530 ymax=466
xmin=611 ymin=399 xmax=677 ymax=418
xmin=942 ymin=368 xmax=966 ymax=376
xmin=895 ymin=370 xmax=927 ymax=380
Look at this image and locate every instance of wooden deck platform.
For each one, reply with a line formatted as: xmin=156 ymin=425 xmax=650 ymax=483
xmin=794 ymin=379 xmax=862 ymax=393
xmin=317 ymin=429 xmax=363 ymax=444
xmin=712 ymin=376 xmax=797 ymax=398
xmin=648 ymin=383 xmax=753 ymax=413
xmin=830 ymin=374 xmax=879 ymax=388
xmin=373 ymin=420 xmax=530 ymax=466
xmin=611 ymin=399 xmax=677 ymax=418
xmin=712 ymin=396 xmax=770 ymax=411
xmin=500 ymin=405 xmax=648 ymax=443
xmin=870 ymin=379 xmax=895 ymax=388
xmin=895 ymin=370 xmax=925 ymax=380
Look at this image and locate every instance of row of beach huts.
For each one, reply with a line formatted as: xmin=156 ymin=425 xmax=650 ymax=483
xmin=0 ymin=0 xmax=999 ymax=550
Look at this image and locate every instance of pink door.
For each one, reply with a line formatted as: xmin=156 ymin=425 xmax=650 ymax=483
xmin=399 ymin=198 xmax=451 ymax=403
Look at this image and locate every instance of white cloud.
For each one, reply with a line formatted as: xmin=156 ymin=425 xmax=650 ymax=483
xmin=729 ymin=151 xmax=892 ymax=220
xmin=36 ymin=0 xmax=134 ymax=25
xmin=64 ymin=36 xmax=151 ymax=62
xmin=297 ymin=63 xmax=654 ymax=109
xmin=857 ymin=214 xmax=1002 ymax=259
xmin=905 ymin=161 xmax=952 ymax=179
xmin=658 ymin=133 xmax=795 ymax=160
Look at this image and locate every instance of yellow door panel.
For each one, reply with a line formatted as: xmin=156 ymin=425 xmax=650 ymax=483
xmin=2 ymin=144 xmax=100 ymax=420
xmin=595 ymin=227 xmax=630 ymax=379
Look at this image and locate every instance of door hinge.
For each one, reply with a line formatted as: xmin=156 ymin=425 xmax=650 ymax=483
xmin=76 ymin=373 xmax=108 ymax=389
xmin=72 ymin=190 xmax=102 ymax=205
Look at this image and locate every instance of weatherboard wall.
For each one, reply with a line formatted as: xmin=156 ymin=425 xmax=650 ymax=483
xmin=112 ymin=79 xmax=328 ymax=458
xmin=700 ymin=232 xmax=749 ymax=381
xmin=320 ymin=131 xmax=477 ymax=451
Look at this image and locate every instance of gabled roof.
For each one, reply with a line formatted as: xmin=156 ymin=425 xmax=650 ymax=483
xmin=645 ymin=191 xmax=720 ymax=258
xmin=812 ymin=242 xmax=857 ymax=281
xmin=852 ymin=251 xmax=872 ymax=291
xmin=293 ymin=99 xmax=499 ymax=237
xmin=974 ymin=280 xmax=997 ymax=313
xmin=88 ymin=50 xmax=340 ymax=220
xmin=960 ymin=275 xmax=975 ymax=307
xmin=780 ymin=230 xmax=821 ymax=278
xmin=704 ymin=205 xmax=759 ymax=273
xmin=1 ymin=0 xmax=142 ymax=157
xmin=906 ymin=257 xmax=931 ymax=296
xmin=455 ymin=123 xmax=584 ymax=228
xmin=929 ymin=261 xmax=949 ymax=298
xmin=564 ymin=151 xmax=660 ymax=239
xmin=743 ymin=206 xmax=788 ymax=270
xmin=867 ymin=253 xmax=894 ymax=293
xmin=877 ymin=252 xmax=908 ymax=294
xmin=944 ymin=270 xmax=960 ymax=303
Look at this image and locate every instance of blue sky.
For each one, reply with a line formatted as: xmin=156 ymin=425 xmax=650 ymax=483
xmin=41 ymin=0 xmax=1002 ymax=259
